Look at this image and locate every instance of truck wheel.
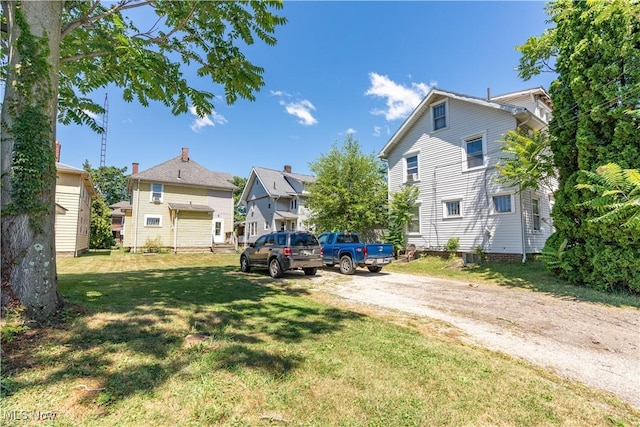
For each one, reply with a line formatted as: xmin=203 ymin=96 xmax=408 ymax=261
xmin=367 ymin=266 xmax=382 ymax=273
xmin=339 ymin=255 xmax=355 ymax=275
xmin=303 ymin=267 xmax=317 ymax=276
xmin=240 ymin=255 xmax=251 ymax=273
xmin=269 ymin=258 xmax=284 ymax=278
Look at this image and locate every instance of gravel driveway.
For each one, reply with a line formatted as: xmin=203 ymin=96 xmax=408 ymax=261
xmin=309 ymin=269 xmax=640 ymax=408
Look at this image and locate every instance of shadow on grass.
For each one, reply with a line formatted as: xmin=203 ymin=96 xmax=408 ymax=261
xmin=464 ymin=261 xmax=640 ymax=308
xmin=3 ymin=264 xmax=363 ymax=405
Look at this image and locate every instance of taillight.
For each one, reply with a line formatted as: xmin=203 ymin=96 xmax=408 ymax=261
xmin=320 ymin=248 xmax=323 ymax=255
xmin=284 ymin=247 xmax=292 ymax=256
xmin=363 ymin=246 xmax=368 ymax=258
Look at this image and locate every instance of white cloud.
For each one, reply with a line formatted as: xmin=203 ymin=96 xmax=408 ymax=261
xmin=188 ymin=106 xmax=227 ymax=132
xmin=270 ymin=90 xmax=291 ymax=97
xmin=282 ymin=99 xmax=317 ymax=126
xmin=365 ymin=72 xmax=435 ymax=121
xmin=82 ymin=109 xmax=101 ymax=121
xmin=373 ymin=126 xmax=381 ymax=137
xmin=345 ymin=128 xmax=356 ymax=135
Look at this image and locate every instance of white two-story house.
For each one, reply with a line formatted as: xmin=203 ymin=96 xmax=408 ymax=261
xmin=378 ymin=87 xmax=555 ymax=262
xmin=239 ymin=165 xmax=315 ymax=244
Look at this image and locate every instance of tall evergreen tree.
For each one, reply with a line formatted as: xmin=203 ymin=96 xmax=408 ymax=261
xmin=517 ymin=0 xmax=640 ymax=291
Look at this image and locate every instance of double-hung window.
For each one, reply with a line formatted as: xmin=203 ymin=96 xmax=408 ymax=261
xmin=405 ymin=155 xmax=418 ymax=182
xmin=408 ymin=205 xmax=420 ymax=233
xmin=493 ymin=194 xmax=513 ymax=214
xmin=465 ymin=136 xmax=484 ymax=169
xmin=433 ymin=102 xmax=446 ymax=131
xmin=151 ymin=183 xmax=163 ymax=202
xmin=532 ymin=198 xmax=541 ymax=231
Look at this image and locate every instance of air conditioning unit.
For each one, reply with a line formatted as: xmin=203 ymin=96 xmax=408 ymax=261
xmin=152 ymin=196 xmax=161 ymax=203
xmin=407 ymin=173 xmax=418 ymax=182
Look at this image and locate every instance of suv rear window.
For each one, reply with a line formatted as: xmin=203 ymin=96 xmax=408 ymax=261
xmin=290 ymin=233 xmax=319 ymax=247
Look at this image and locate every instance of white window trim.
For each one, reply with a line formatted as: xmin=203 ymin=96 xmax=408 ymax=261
xmin=431 ymin=100 xmax=448 ymax=132
xmin=491 ymin=193 xmax=515 ymax=215
xmin=144 ymin=214 xmax=162 ymax=227
xmin=461 ymin=131 xmax=488 ymax=172
xmin=407 ymin=204 xmax=421 ymax=235
xmin=442 ymin=198 xmax=463 ymax=219
xmin=150 ymin=183 xmax=164 ymax=202
xmin=403 ymin=152 xmax=420 ymax=183
xmin=532 ymin=197 xmax=541 ymax=232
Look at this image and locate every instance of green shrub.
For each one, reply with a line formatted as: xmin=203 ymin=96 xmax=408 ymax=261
xmin=445 ymin=237 xmax=460 ymax=253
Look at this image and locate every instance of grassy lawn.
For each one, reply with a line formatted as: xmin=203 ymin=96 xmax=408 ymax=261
xmin=1 ymin=252 xmax=638 ymax=426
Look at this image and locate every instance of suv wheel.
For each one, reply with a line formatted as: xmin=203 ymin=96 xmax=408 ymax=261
xmin=339 ymin=255 xmax=355 ymax=275
xmin=269 ymin=258 xmax=284 ymax=278
xmin=240 ymin=255 xmax=251 ymax=273
xmin=303 ymin=267 xmax=317 ymax=276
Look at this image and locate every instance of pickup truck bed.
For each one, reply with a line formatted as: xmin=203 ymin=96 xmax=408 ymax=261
xmin=317 ymin=232 xmax=394 ymax=274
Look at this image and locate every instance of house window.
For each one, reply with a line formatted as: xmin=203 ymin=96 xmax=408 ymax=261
xmin=408 ymin=206 xmax=420 ymax=233
xmin=493 ymin=195 xmax=513 ymax=214
xmin=464 ymin=135 xmax=485 ymax=169
xmin=443 ymin=199 xmax=462 ymax=218
xmin=405 ymin=155 xmax=418 ymax=182
xmin=249 ymin=222 xmax=257 ymax=236
xmin=433 ymin=102 xmax=447 ymax=131
xmin=151 ymin=183 xmax=163 ymax=202
xmin=144 ymin=214 xmax=162 ymax=227
xmin=291 ymin=199 xmax=297 ymax=210
xmin=532 ymin=198 xmax=541 ymax=231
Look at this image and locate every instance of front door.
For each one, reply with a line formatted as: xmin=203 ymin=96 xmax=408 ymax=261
xmin=212 ymin=219 xmax=224 ymax=244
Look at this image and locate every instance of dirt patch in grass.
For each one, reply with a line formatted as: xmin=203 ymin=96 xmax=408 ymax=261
xmin=309 ymin=268 xmax=640 ymax=409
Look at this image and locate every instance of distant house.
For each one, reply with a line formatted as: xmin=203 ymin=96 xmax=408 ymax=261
xmin=122 ymin=147 xmax=236 ymax=253
xmin=109 ymin=200 xmax=130 ymax=244
xmin=238 ymin=165 xmax=315 ymax=244
xmin=378 ymin=87 xmax=555 ymax=262
xmin=55 ymin=143 xmax=96 ymax=256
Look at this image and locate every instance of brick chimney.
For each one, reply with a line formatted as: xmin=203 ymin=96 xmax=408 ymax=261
xmin=55 ymin=141 xmax=61 ymax=162
xmin=182 ymin=147 xmax=189 ymax=162
xmin=132 ymin=162 xmax=139 ymax=175
xmin=283 ymin=165 xmax=292 ymax=173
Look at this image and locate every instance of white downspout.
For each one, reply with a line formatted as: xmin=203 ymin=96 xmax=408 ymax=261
xmin=134 ymin=179 xmax=141 ymax=253
xmin=519 ymin=185 xmax=527 ymax=263
xmin=174 ymin=210 xmax=179 ymax=253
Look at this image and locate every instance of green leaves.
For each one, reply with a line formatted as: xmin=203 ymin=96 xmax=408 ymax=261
xmin=307 ymin=135 xmax=388 ymax=235
xmin=576 ymin=163 xmax=640 ymax=230
xmin=495 ymin=129 xmax=556 ymax=193
xmin=57 ymin=0 xmax=287 ymax=128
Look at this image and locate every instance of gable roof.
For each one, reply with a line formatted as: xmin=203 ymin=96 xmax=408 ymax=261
xmin=491 ymin=86 xmax=552 ymax=107
xmin=130 ymin=155 xmax=236 ymax=190
xmin=377 ymin=88 xmax=547 ymax=159
xmin=56 ymin=162 xmax=96 ymax=198
xmin=239 ymin=166 xmax=316 ymax=204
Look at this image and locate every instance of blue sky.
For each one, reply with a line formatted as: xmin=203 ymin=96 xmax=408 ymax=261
xmin=56 ymin=1 xmax=557 ymax=178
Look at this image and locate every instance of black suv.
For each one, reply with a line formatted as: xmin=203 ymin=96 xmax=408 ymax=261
xmin=240 ymin=231 xmax=324 ymax=278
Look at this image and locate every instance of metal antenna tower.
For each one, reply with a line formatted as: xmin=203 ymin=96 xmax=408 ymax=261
xmin=99 ymin=93 xmax=109 ymax=167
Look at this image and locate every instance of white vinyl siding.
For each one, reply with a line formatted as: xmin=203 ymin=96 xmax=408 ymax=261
xmin=385 ymin=96 xmax=546 ymax=254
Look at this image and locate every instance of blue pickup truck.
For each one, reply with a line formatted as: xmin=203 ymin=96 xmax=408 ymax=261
xmin=317 ymin=232 xmax=394 ymax=274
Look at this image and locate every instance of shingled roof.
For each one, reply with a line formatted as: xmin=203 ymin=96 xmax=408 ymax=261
xmin=253 ymin=166 xmax=316 ymax=197
xmin=130 ymin=149 xmax=236 ymax=190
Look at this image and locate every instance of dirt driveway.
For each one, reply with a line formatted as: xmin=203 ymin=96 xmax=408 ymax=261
xmin=308 ymin=269 xmax=640 ymax=408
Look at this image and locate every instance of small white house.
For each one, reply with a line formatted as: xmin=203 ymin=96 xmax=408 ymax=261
xmin=378 ymin=87 xmax=555 ymax=262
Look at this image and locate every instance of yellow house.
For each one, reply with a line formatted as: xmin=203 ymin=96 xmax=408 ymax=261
xmin=123 ymin=148 xmax=237 ymax=253
xmin=55 ymin=162 xmax=95 ymax=257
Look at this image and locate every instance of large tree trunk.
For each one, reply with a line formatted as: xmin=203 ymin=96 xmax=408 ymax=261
xmin=1 ymin=1 xmax=64 ymax=321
